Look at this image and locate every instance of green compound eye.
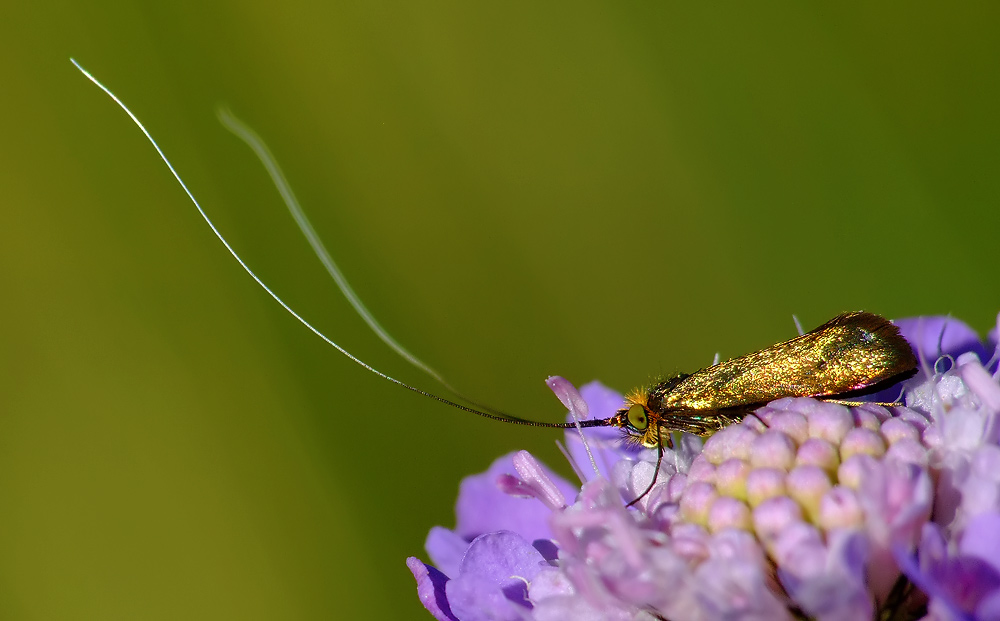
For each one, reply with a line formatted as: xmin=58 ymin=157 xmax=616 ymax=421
xmin=626 ymin=404 xmax=648 ymax=431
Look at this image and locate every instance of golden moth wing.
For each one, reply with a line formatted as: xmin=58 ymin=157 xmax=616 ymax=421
xmin=661 ymin=312 xmax=916 ymax=411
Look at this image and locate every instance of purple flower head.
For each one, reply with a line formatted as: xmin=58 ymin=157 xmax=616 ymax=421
xmin=409 ymin=313 xmax=1000 ymax=620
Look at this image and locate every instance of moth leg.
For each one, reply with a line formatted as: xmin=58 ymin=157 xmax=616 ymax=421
xmin=626 ymin=426 xmax=664 ymax=508
xmin=823 ymin=399 xmax=905 ymax=408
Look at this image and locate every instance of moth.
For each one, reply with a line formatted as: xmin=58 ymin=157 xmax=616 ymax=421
xmin=73 ymin=60 xmax=917 ymax=505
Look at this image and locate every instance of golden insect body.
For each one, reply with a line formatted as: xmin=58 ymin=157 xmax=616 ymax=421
xmin=611 ymin=311 xmax=918 ymax=451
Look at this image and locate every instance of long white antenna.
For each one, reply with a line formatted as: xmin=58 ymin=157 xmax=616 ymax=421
xmin=68 ymin=60 xmax=404 ymax=383
xmin=216 ymin=108 xmax=456 ymax=392
xmin=70 ymin=58 xmax=593 ymax=430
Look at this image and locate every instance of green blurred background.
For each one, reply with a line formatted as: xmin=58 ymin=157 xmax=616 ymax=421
xmin=2 ymin=2 xmax=997 ymax=619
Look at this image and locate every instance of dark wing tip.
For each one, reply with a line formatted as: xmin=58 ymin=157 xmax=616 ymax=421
xmin=813 ymin=311 xmax=918 ymax=369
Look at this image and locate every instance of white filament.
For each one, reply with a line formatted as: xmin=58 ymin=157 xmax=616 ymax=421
xmin=215 ymin=108 xmax=456 ymax=392
xmin=71 ymin=58 xmax=595 ymax=447
xmin=69 ymin=58 xmax=416 ymax=389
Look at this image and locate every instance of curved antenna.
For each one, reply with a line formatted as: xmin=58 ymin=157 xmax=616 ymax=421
xmin=215 ymin=108 xmax=457 ymax=391
xmin=70 ymin=58 xmax=597 ymax=431
xmin=215 ymin=109 xmax=527 ymax=421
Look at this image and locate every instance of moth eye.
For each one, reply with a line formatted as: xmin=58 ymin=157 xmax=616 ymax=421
xmin=626 ymin=404 xmax=648 ymax=431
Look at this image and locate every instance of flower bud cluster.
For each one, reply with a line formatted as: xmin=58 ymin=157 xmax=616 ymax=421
xmin=409 ymin=314 xmax=1000 ymax=620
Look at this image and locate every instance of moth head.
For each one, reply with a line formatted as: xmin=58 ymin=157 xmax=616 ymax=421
xmin=610 ymin=389 xmax=661 ymax=449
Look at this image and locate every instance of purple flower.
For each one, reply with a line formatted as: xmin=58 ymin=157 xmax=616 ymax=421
xmin=894 ymin=515 xmax=1000 ymax=620
xmin=409 ymin=312 xmax=1000 ymax=620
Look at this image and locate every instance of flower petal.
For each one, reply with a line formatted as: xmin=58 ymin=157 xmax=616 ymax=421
xmin=895 ymin=316 xmax=988 ymax=367
xmin=510 ymin=450 xmax=568 ymax=511
xmin=406 ymin=557 xmax=458 ymax=621
xmin=445 ymin=531 xmax=547 ymax=621
xmin=425 ymin=526 xmax=468 ymax=579
xmin=455 ymin=452 xmax=576 ymax=543
xmin=545 ymin=376 xmax=589 ymax=421
xmin=959 ymin=512 xmax=1000 ymax=575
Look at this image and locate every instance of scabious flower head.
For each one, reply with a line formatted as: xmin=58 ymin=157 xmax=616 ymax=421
xmin=408 ymin=313 xmax=1000 ymax=620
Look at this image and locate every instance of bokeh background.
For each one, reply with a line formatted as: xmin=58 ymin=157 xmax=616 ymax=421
xmin=2 ymin=2 xmax=997 ymax=619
